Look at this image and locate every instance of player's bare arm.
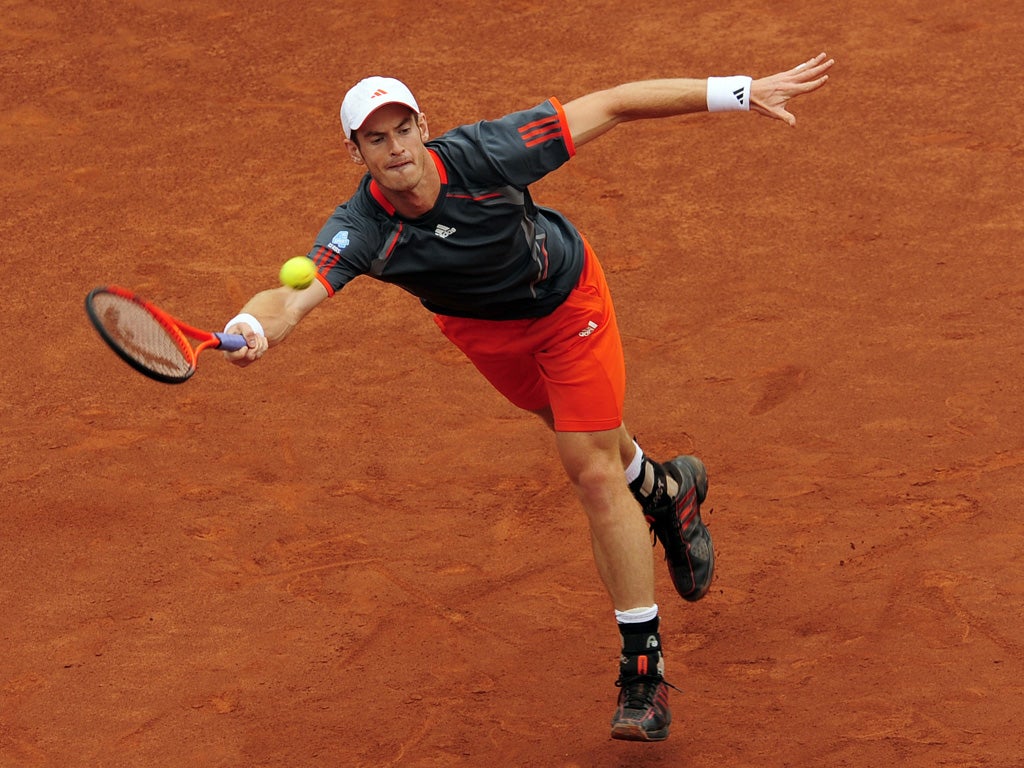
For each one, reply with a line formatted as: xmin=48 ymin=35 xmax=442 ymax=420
xmin=563 ymin=52 xmax=833 ymax=146
xmin=224 ymin=281 xmax=329 ymax=366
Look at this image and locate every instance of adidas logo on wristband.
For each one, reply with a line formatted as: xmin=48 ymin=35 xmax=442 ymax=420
xmin=707 ymin=75 xmax=752 ymax=112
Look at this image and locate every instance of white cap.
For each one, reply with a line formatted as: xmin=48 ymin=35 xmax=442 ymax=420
xmin=340 ymin=76 xmax=420 ymax=139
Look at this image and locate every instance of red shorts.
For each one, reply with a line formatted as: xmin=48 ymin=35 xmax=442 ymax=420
xmin=433 ymin=239 xmax=625 ymax=432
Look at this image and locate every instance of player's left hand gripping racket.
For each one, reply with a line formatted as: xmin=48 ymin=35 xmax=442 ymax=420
xmin=85 ymin=285 xmax=248 ymax=384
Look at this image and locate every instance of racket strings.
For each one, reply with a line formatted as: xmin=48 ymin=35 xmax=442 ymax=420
xmin=90 ymin=293 xmax=195 ymax=378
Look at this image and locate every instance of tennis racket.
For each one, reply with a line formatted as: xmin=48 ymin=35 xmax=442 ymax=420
xmin=85 ymin=285 xmax=248 ymax=384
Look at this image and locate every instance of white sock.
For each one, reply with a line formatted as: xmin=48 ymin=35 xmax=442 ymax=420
xmin=615 ymin=604 xmax=658 ymax=624
xmin=624 ymin=440 xmax=644 ymax=485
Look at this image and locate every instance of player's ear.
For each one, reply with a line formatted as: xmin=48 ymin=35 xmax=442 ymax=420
xmin=417 ymin=113 xmax=429 ymax=142
xmin=344 ymin=138 xmax=364 ymax=165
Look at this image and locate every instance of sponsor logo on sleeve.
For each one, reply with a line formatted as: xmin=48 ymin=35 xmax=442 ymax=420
xmin=328 ymin=230 xmax=351 ymax=253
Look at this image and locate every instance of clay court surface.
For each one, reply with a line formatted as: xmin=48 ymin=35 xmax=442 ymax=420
xmin=3 ymin=1 xmax=1023 ymax=766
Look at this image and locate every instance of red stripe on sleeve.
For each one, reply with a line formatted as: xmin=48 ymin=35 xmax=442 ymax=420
xmin=519 ymin=115 xmax=560 ymax=139
xmin=549 ymin=97 xmax=576 ymax=157
xmin=517 ymin=99 xmax=575 ymax=156
xmin=311 ymin=246 xmax=338 ymax=296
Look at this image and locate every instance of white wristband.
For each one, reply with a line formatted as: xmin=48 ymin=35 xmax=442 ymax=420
xmin=224 ymin=312 xmax=265 ymax=337
xmin=706 ymin=76 xmax=752 ymax=112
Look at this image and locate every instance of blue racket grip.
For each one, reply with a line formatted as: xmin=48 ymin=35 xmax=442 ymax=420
xmin=215 ymin=332 xmax=249 ymax=352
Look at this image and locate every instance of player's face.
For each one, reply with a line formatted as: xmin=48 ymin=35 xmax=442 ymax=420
xmin=346 ymin=104 xmax=431 ymax=194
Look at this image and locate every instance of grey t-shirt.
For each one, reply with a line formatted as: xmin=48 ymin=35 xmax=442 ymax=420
xmin=309 ymin=99 xmax=586 ymax=320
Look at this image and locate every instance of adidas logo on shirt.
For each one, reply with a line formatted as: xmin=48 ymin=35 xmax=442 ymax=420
xmin=434 ymin=224 xmax=457 ymax=239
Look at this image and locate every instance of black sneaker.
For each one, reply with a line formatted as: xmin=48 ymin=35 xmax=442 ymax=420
xmin=645 ymin=456 xmax=714 ymax=602
xmin=610 ymin=634 xmax=672 ymax=742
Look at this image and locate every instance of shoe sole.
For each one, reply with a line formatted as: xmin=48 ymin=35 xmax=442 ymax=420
xmin=611 ymin=722 xmax=671 ymax=741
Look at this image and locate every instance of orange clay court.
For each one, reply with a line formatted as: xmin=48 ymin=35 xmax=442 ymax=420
xmin=2 ymin=1 xmax=1023 ymax=766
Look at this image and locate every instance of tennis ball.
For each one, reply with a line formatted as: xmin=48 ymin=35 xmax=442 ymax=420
xmin=279 ymin=256 xmax=317 ymax=290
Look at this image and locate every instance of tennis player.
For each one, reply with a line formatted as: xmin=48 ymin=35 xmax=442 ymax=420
xmin=223 ymin=53 xmax=833 ymax=741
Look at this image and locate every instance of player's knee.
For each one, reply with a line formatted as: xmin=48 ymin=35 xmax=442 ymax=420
xmin=569 ymin=459 xmax=624 ymax=513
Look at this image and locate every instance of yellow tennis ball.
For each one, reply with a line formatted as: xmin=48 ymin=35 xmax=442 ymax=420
xmin=279 ymin=257 xmax=317 ymax=290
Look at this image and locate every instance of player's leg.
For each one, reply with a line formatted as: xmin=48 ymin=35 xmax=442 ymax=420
xmin=555 ymin=426 xmax=654 ymax=608
xmin=555 ymin=425 xmax=673 ymax=741
xmin=535 ymin=244 xmax=684 ymax=741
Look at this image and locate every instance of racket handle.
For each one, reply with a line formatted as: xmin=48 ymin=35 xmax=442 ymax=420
xmin=214 ymin=332 xmax=249 ymax=352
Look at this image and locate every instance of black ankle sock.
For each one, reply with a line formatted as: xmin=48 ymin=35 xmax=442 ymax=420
xmin=618 ymin=616 xmax=660 ymax=638
xmin=618 ymin=625 xmax=664 ymax=679
xmin=628 ymin=456 xmax=668 ymax=511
